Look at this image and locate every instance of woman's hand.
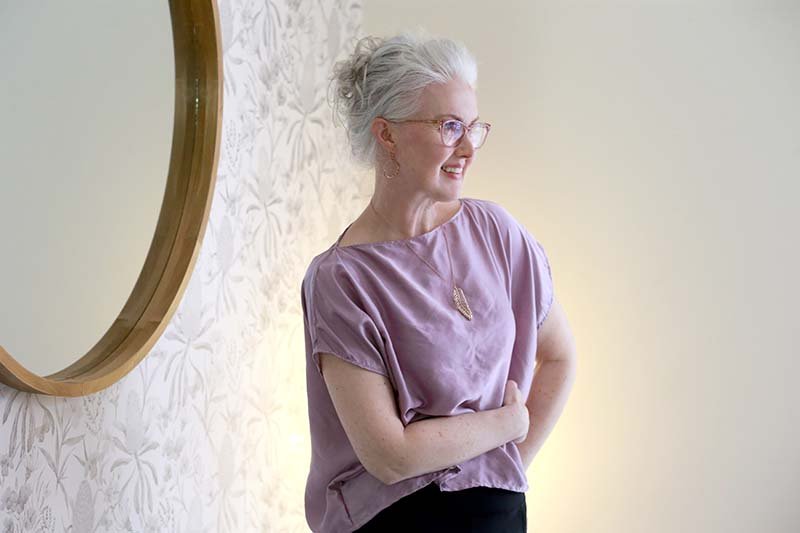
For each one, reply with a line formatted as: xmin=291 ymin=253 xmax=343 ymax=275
xmin=503 ymin=379 xmax=530 ymax=444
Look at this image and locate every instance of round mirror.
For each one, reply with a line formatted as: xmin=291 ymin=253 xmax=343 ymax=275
xmin=0 ymin=0 xmax=222 ymax=396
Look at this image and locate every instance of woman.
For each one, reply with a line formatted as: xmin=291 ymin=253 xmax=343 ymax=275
xmin=301 ymin=30 xmax=577 ymax=532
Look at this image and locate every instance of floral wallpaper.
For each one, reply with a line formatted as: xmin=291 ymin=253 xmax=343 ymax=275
xmin=0 ymin=1 xmax=366 ymax=531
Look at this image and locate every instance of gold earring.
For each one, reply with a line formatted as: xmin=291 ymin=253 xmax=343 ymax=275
xmin=383 ymin=150 xmax=400 ymax=179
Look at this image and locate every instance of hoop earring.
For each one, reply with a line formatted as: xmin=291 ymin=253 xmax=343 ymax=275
xmin=383 ymin=150 xmax=400 ymax=180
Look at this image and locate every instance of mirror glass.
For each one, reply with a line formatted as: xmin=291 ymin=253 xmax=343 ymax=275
xmin=0 ymin=2 xmax=174 ymax=376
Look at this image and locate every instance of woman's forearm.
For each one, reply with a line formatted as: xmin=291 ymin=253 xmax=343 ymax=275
xmin=388 ymin=405 xmax=521 ymax=484
xmin=517 ymin=358 xmax=577 ymax=470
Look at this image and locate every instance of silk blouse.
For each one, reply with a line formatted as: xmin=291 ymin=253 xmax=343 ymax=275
xmin=301 ymin=197 xmax=554 ymax=532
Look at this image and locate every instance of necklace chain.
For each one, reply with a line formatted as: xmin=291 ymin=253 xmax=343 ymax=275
xmin=368 ymin=199 xmax=473 ymax=320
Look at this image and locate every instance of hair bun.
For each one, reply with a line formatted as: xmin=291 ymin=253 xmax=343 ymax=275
xmin=329 ymin=35 xmax=385 ymax=118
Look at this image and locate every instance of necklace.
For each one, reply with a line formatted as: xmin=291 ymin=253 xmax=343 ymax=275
xmin=368 ymin=199 xmax=473 ymax=320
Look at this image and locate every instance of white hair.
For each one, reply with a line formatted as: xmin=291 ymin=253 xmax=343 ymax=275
xmin=328 ymin=28 xmax=479 ymax=168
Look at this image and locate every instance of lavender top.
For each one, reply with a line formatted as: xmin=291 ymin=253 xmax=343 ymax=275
xmin=301 ymin=197 xmax=554 ymax=532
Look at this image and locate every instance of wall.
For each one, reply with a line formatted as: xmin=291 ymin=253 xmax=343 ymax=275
xmin=364 ymin=1 xmax=800 ymax=532
xmin=0 ymin=1 xmax=364 ymax=531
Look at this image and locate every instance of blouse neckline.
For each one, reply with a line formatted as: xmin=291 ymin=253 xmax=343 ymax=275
xmin=333 ymin=198 xmax=468 ymax=250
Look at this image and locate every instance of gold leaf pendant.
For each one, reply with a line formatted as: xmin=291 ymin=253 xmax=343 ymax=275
xmin=452 ymin=286 xmax=473 ymax=320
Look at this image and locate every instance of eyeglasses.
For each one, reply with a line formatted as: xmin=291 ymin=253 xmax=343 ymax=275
xmin=384 ymin=117 xmax=492 ymax=148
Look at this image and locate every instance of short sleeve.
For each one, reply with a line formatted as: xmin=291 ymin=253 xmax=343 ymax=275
xmin=302 ymin=262 xmax=389 ymax=379
xmin=522 ymin=226 xmax=555 ymax=330
xmin=490 ymin=202 xmax=555 ymax=331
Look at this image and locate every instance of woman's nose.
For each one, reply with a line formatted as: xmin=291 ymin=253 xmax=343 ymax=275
xmin=455 ymin=133 xmax=475 ymax=156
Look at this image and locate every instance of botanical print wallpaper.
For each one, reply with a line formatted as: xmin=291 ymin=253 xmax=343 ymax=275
xmin=0 ymin=1 xmax=367 ymax=531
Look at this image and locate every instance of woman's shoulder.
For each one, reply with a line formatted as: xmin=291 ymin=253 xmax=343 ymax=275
xmin=463 ymin=195 xmax=507 ymax=214
xmin=301 ymin=245 xmax=349 ymax=300
xmin=463 ymin=197 xmax=547 ymax=254
xmin=303 ymin=248 xmax=348 ymax=287
xmin=462 ymin=196 xmax=520 ymax=231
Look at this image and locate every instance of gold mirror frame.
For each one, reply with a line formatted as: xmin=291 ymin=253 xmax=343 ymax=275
xmin=0 ymin=0 xmax=222 ymax=396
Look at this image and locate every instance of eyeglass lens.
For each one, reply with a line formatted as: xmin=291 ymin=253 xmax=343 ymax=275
xmin=442 ymin=120 xmax=488 ymax=148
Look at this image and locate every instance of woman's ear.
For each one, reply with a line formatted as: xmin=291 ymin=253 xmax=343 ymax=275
xmin=371 ymin=117 xmax=395 ymax=152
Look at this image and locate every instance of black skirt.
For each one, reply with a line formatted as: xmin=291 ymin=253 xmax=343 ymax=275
xmin=354 ymin=482 xmax=527 ymax=532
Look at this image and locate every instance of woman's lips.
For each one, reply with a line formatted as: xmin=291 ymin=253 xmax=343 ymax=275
xmin=441 ymin=167 xmax=464 ymax=179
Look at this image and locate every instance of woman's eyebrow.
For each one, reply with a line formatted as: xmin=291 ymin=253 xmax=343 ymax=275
xmin=437 ymin=113 xmax=480 ymax=124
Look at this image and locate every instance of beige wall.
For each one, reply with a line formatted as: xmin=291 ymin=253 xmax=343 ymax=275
xmin=364 ymin=2 xmax=799 ymax=532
